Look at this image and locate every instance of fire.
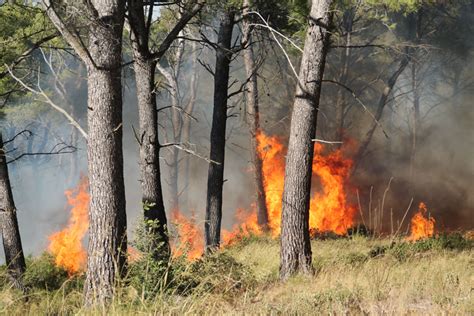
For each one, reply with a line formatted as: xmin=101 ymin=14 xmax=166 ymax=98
xmin=220 ymin=131 xmax=356 ymax=246
xmin=407 ymin=202 xmax=435 ymax=241
xmin=309 ymin=143 xmax=357 ymax=235
xmin=171 ymin=209 xmax=204 ymax=260
xmin=48 ymin=177 xmax=89 ymax=275
xmin=256 ymin=132 xmax=286 ymax=236
xmin=222 ymin=207 xmax=261 ymax=246
xmin=256 ymin=131 xmax=356 ymax=237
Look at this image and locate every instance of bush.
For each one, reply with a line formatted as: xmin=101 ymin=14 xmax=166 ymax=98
xmin=368 ymin=233 xmax=473 ymax=261
xmin=126 ymin=218 xmax=169 ymax=298
xmin=23 ymin=253 xmax=83 ymax=291
xmin=170 ymin=251 xmax=254 ymax=296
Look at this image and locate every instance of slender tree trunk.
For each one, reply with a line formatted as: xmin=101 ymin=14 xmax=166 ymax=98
xmin=0 ymin=132 xmax=26 ymax=291
xmin=181 ymin=41 xmax=198 ymax=211
xmin=353 ymin=56 xmax=409 ymax=169
xmin=334 ymin=9 xmax=353 ymax=144
xmin=128 ymin=0 xmax=202 ymax=257
xmin=205 ymin=10 xmax=234 ymax=252
xmin=133 ymin=57 xmax=169 ymax=256
xmin=128 ymin=0 xmax=170 ymax=255
xmin=82 ymin=3 xmax=127 ymax=305
xmin=410 ymin=62 xmax=421 ymax=182
xmin=408 ymin=9 xmax=422 ymax=185
xmin=242 ymin=0 xmax=268 ymax=230
xmin=280 ymin=0 xmax=333 ymax=280
xmin=156 ymin=62 xmax=182 ymax=211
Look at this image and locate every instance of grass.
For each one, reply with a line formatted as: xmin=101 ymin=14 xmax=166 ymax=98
xmin=0 ymin=233 xmax=472 ymax=314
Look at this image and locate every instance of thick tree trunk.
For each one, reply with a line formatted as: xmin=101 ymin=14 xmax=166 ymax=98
xmin=83 ymin=3 xmax=127 ymax=305
xmin=133 ymin=57 xmax=170 ymax=256
xmin=0 ymin=132 xmax=26 ymax=291
xmin=242 ymin=0 xmax=268 ymax=230
xmin=280 ymin=0 xmax=333 ymax=280
xmin=205 ymin=11 xmax=234 ymax=252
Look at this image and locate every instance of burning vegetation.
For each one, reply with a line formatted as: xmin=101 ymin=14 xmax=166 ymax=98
xmin=47 ymin=177 xmax=88 ymax=275
xmin=49 ymin=131 xmax=441 ymax=270
xmin=407 ymin=202 xmax=436 ymax=241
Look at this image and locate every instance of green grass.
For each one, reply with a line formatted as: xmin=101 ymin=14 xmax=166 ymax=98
xmin=0 ymin=234 xmax=472 ymax=314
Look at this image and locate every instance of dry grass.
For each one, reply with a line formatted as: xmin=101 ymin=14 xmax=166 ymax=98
xmin=0 ymin=235 xmax=472 ymax=315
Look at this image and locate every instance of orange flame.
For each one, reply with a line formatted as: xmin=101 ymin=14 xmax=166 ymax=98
xmin=171 ymin=209 xmax=204 ymax=260
xmin=221 ymin=131 xmax=356 ymax=245
xmin=48 ymin=177 xmax=89 ymax=275
xmin=257 ymin=131 xmax=356 ymax=236
xmin=407 ymin=202 xmax=435 ymax=241
xmin=222 ymin=207 xmax=261 ymax=246
xmin=152 ymin=131 xmax=357 ymax=260
xmin=309 ymin=143 xmax=357 ymax=235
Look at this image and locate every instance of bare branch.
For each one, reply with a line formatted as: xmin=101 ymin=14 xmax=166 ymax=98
xmin=42 ymin=0 xmax=95 ymax=67
xmin=323 ymin=79 xmax=389 ymax=138
xmin=3 ymin=130 xmax=33 ymax=145
xmin=6 ymin=143 xmax=77 ymax=164
xmin=6 ymin=64 xmax=88 ymax=139
xmin=151 ymin=1 xmax=204 ymax=61
xmin=312 ymin=139 xmax=344 ymax=144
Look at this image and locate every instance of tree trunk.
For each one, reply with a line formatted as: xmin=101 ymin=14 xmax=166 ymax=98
xmin=128 ymin=0 xmax=202 ymax=258
xmin=353 ymin=56 xmax=409 ymax=169
xmin=409 ymin=61 xmax=420 ymax=182
xmin=280 ymin=0 xmax=333 ymax=280
xmin=409 ymin=10 xmax=422 ymax=184
xmin=133 ymin=57 xmax=169 ymax=257
xmin=205 ymin=10 xmax=234 ymax=252
xmin=334 ymin=8 xmax=353 ymax=144
xmin=0 ymin=132 xmax=26 ymax=291
xmin=242 ymin=0 xmax=268 ymax=230
xmin=82 ymin=3 xmax=127 ymax=305
xmin=181 ymin=40 xmax=198 ymax=211
xmin=156 ymin=62 xmax=181 ymax=211
xmin=129 ymin=0 xmax=169 ymax=253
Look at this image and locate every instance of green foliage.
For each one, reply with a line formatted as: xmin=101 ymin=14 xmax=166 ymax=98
xmin=0 ymin=3 xmax=56 ymax=98
xmin=170 ymin=251 xmax=254 ymax=296
xmin=369 ymin=233 xmax=473 ymax=261
xmin=0 ymin=235 xmax=472 ymax=313
xmin=22 ymin=253 xmax=83 ymax=291
xmin=127 ymin=217 xmax=169 ymax=298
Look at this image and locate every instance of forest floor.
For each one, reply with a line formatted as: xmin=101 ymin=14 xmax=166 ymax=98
xmin=0 ymin=233 xmax=472 ymax=315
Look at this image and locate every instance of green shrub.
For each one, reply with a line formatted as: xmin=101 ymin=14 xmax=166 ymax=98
xmin=126 ymin=217 xmax=169 ymax=298
xmin=23 ymin=253 xmax=83 ymax=291
xmin=368 ymin=233 xmax=473 ymax=262
xmin=170 ymin=251 xmax=254 ymax=296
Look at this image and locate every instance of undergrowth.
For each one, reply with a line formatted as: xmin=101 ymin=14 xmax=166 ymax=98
xmin=0 ymin=232 xmax=471 ymax=314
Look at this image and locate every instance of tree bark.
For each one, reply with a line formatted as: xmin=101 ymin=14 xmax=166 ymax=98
xmin=83 ymin=14 xmax=128 ymax=306
xmin=134 ymin=58 xmax=170 ymax=255
xmin=280 ymin=0 xmax=333 ymax=280
xmin=129 ymin=0 xmax=170 ymax=259
xmin=205 ymin=10 xmax=235 ymax=252
xmin=0 ymin=132 xmax=26 ymax=291
xmin=129 ymin=0 xmax=201 ymax=231
xmin=242 ymin=0 xmax=268 ymax=230
xmin=44 ymin=0 xmax=127 ymax=305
